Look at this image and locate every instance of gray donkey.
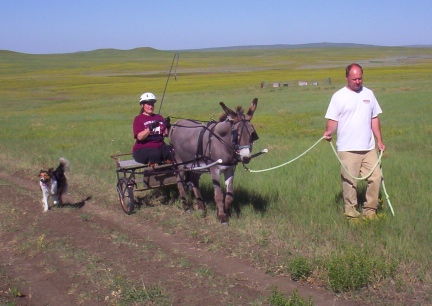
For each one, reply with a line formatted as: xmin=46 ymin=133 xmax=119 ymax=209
xmin=169 ymin=98 xmax=258 ymax=223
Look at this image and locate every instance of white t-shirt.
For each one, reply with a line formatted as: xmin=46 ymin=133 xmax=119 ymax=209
xmin=325 ymin=86 xmax=382 ymax=151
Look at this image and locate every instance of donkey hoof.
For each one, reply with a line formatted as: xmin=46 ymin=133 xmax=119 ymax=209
xmin=196 ymin=203 xmax=206 ymax=211
xmin=218 ymin=214 xmax=228 ymax=224
xmin=182 ymin=202 xmax=193 ymax=211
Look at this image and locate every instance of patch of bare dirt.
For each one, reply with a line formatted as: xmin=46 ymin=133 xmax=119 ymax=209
xmin=0 ymin=171 xmax=357 ymax=306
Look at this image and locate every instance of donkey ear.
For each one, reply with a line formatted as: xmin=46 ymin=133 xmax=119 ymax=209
xmin=219 ymin=102 xmax=229 ymax=112
xmin=246 ymin=98 xmax=258 ymax=120
xmin=219 ymin=102 xmax=237 ymax=117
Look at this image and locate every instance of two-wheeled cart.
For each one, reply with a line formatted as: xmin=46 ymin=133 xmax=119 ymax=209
xmin=110 ymin=153 xmax=222 ymax=214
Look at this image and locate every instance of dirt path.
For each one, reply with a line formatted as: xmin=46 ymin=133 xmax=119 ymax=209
xmin=0 ymin=171 xmax=357 ymax=305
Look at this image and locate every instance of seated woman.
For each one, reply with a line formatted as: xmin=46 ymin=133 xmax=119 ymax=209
xmin=132 ymin=92 xmax=173 ymax=166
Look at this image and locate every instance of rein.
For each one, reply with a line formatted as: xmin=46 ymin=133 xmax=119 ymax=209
xmin=168 ymin=114 xmax=258 ymax=155
xmin=170 ymin=120 xmax=239 ymax=166
xmin=169 ymin=112 xmax=257 ymax=167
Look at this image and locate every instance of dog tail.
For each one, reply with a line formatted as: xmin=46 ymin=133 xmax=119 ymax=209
xmin=59 ymin=157 xmax=69 ymax=172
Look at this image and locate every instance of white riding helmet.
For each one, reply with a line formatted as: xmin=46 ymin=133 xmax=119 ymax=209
xmin=139 ymin=92 xmax=157 ymax=104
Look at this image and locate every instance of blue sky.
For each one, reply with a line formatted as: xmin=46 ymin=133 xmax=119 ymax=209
xmin=2 ymin=0 xmax=432 ymax=54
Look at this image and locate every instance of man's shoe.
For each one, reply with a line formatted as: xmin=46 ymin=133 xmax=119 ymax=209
xmin=363 ymin=212 xmax=377 ymax=221
xmin=344 ymin=208 xmax=361 ymax=219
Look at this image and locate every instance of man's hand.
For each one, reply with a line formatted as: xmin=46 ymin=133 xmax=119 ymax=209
xmin=323 ymin=131 xmax=332 ymax=142
xmin=324 ymin=119 xmax=337 ymax=142
xmin=377 ymin=141 xmax=386 ymax=151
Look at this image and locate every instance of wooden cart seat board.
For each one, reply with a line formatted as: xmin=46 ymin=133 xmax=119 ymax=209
xmin=117 ymin=159 xmax=145 ymax=169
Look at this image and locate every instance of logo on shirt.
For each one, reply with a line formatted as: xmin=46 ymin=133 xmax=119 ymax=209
xmin=363 ymin=100 xmax=370 ymax=104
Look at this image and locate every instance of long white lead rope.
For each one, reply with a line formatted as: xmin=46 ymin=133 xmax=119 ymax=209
xmin=244 ymin=136 xmax=394 ymax=216
xmin=329 ymin=141 xmax=395 ymax=216
xmin=329 ymin=141 xmax=382 ymax=180
xmin=244 ymin=136 xmax=325 ymax=173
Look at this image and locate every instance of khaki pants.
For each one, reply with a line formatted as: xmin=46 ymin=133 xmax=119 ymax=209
xmin=338 ymin=150 xmax=382 ymax=216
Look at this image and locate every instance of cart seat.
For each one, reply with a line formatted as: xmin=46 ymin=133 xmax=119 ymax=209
xmin=117 ymin=159 xmax=145 ymax=169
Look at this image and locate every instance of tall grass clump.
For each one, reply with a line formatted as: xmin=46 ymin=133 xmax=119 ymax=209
xmin=288 ymin=256 xmax=312 ymax=281
xmin=324 ymin=245 xmax=397 ymax=293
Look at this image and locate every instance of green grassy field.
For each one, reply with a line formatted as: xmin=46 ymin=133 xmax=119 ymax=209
xmin=1 ymin=46 xmax=432 ymax=304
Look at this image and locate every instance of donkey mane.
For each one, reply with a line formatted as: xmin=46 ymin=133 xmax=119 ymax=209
xmin=218 ymin=106 xmax=244 ymax=122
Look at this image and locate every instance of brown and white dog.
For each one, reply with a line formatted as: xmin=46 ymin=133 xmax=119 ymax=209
xmin=39 ymin=158 xmax=69 ymax=212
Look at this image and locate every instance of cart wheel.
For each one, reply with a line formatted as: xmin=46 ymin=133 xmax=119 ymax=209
xmin=117 ymin=177 xmax=135 ymax=214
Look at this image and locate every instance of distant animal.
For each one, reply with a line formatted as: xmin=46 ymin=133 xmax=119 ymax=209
xmin=169 ymin=98 xmax=259 ymax=223
xmin=38 ymin=158 xmax=69 ymax=212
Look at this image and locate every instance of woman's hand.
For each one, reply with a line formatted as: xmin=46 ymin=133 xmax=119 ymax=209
xmin=149 ymin=120 xmax=160 ymax=130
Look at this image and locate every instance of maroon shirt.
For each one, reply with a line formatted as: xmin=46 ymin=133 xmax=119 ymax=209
xmin=132 ymin=113 xmax=166 ymax=153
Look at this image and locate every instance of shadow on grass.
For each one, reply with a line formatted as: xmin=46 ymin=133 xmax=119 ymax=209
xmin=191 ymin=183 xmax=271 ymax=218
xmin=134 ymin=186 xmax=179 ymax=211
xmin=131 ymin=182 xmax=271 ymax=219
xmin=56 ymin=196 xmax=92 ymax=209
xmin=230 ymin=186 xmax=271 ymax=216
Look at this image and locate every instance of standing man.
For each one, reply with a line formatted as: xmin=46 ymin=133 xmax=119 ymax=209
xmin=323 ymin=63 xmax=385 ymax=220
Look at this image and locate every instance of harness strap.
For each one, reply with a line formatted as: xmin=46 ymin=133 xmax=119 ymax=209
xmin=195 ymin=123 xmax=208 ymax=159
xmin=171 ymin=119 xmax=241 ymax=167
